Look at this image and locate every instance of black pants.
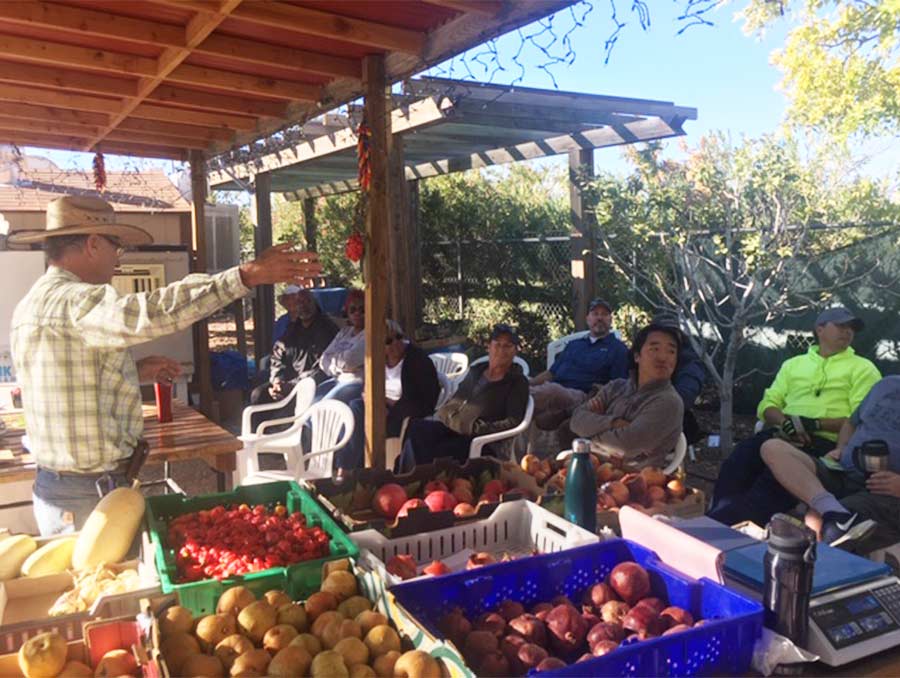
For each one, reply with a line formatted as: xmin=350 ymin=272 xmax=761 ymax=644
xmin=398 ymin=419 xmax=473 ymax=472
xmin=248 ymin=383 xmax=294 ymax=433
xmin=707 ymin=429 xmax=833 ymax=526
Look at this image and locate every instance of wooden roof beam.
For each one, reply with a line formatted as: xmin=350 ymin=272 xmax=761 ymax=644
xmin=86 ymin=0 xmax=245 ymax=150
xmin=0 ymin=62 xmax=138 ymax=98
xmin=0 ymin=35 xmax=158 ymax=77
xmin=167 ymin=64 xmax=320 ymax=101
xmin=0 ymin=116 xmax=99 ymax=138
xmin=0 ymin=2 xmax=184 ymax=47
xmin=147 ymin=85 xmax=285 ymax=117
xmin=130 ymin=103 xmax=256 ymax=131
xmin=195 ymin=34 xmax=361 ymax=80
xmin=117 ymin=118 xmax=233 ymax=142
xmin=104 ymin=128 xmax=209 ymax=150
xmin=420 ymin=0 xmax=504 ymax=16
xmin=0 ymin=102 xmax=109 ymax=127
xmin=94 ymin=142 xmax=189 ymax=161
xmin=0 ymin=83 xmax=120 ymax=115
xmin=230 ymin=3 xmax=424 ymax=55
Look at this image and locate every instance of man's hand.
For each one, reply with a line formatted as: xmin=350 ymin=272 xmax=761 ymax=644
xmin=268 ymin=380 xmax=284 ymax=400
xmin=610 ymin=418 xmax=630 ymax=429
xmin=867 ymin=471 xmax=900 ymax=498
xmin=239 ymin=244 xmax=321 ymax=288
xmin=780 ymin=415 xmax=812 ymax=447
xmin=826 ymin=447 xmax=843 ymax=461
xmin=586 ymin=397 xmax=605 ymax=414
xmin=137 ymin=356 xmax=183 ymax=383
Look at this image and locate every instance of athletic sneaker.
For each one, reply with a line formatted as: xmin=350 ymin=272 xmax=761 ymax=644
xmin=821 ymin=512 xmax=877 ymax=549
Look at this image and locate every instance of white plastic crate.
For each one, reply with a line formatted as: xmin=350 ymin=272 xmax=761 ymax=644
xmin=353 ymin=499 xmax=603 ymax=585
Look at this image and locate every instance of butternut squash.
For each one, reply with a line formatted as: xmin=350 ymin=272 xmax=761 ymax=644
xmin=72 ymin=483 xmax=145 ymax=571
xmin=0 ymin=534 xmax=37 ymax=580
xmin=21 ymin=536 xmax=77 ymax=578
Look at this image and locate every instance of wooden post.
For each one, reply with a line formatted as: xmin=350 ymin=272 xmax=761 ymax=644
xmin=189 ymin=149 xmax=214 ymax=416
xmin=388 ymin=134 xmax=416 ymax=338
xmin=409 ymin=180 xmax=423 ymax=329
xmin=253 ymin=172 xmax=274 ymax=367
xmin=363 ymin=55 xmax=389 ymax=469
xmin=569 ymin=148 xmax=595 ymax=331
xmin=303 ymin=197 xmax=317 ymax=252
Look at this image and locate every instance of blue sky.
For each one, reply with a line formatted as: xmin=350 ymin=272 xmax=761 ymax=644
xmin=24 ymin=2 xmax=894 ymax=181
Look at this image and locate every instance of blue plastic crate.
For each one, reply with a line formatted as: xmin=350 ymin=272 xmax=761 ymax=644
xmin=390 ymin=539 xmax=763 ymax=677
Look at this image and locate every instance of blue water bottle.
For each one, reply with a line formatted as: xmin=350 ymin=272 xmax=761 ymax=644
xmin=565 ymin=438 xmax=597 ymax=532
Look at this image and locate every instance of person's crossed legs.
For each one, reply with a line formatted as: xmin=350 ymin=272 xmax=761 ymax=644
xmin=761 ymin=438 xmax=876 ymax=547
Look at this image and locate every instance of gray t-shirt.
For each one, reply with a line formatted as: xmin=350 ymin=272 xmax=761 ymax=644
xmin=840 ymin=376 xmax=900 ymax=473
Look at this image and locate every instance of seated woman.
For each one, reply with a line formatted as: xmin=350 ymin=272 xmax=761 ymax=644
xmin=400 ymin=324 xmax=529 ymax=469
xmin=568 ymin=323 xmax=683 ymax=470
xmin=317 ymin=288 xmax=365 ymax=403
xmin=335 ymin=320 xmax=440 ymax=470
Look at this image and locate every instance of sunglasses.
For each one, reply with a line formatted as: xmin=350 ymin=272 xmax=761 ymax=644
xmin=347 ymin=305 xmax=364 ymax=313
xmin=101 ymin=235 xmax=127 ymax=257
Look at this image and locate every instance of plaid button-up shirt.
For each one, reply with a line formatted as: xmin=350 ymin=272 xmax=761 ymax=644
xmin=11 ymin=265 xmax=249 ymax=472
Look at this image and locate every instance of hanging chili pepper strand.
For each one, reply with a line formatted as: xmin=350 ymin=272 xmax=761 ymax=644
xmin=92 ymin=152 xmax=106 ymax=192
xmin=356 ymin=119 xmax=372 ymax=191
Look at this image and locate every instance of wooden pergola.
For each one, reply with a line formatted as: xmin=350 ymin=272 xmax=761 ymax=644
xmin=0 ymin=0 xmax=575 ymax=467
xmin=209 ymin=77 xmax=697 ymax=359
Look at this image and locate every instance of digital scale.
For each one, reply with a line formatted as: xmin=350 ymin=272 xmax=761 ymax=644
xmin=674 ymin=516 xmax=900 ymax=667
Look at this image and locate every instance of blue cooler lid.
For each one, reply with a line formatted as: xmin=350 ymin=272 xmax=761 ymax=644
xmin=725 ymin=541 xmax=890 ymax=595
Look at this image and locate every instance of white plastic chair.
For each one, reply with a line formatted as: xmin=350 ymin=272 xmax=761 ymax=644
xmin=321 ymin=374 xmax=363 ymax=401
xmin=240 ymin=377 xmax=317 ymax=437
xmin=470 ymin=396 xmax=535 ymax=460
xmin=428 ymin=352 xmax=469 ymax=386
xmin=434 ymin=371 xmax=455 ymax=409
xmin=546 ymin=330 xmax=589 ymax=370
xmin=236 ymin=400 xmax=354 ymax=486
xmin=555 ymin=432 xmax=687 ymax=475
xmin=470 ymin=355 xmax=531 ymax=377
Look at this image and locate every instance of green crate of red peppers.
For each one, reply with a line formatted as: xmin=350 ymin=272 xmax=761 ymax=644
xmin=145 ymin=480 xmax=358 ymax=617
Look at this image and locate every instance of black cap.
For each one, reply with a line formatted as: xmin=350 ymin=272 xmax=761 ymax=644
xmin=490 ymin=323 xmax=520 ymax=345
xmin=588 ymin=298 xmax=613 ymax=313
xmin=815 ymin=307 xmax=863 ymax=331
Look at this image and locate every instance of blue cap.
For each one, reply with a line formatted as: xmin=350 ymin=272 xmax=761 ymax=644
xmin=816 ymin=307 xmax=863 ymax=331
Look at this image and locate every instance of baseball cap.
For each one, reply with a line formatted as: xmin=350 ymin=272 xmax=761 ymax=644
xmin=490 ymin=323 xmax=520 ymax=345
xmin=280 ymin=284 xmax=302 ymax=297
xmin=588 ymin=298 xmax=613 ymax=313
xmin=816 ymin=307 xmax=863 ymax=331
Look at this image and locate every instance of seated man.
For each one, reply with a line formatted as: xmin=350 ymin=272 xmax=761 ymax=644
xmin=568 ymin=323 xmax=683 ymax=470
xmin=651 ymin=312 xmax=707 ymax=444
xmin=760 ymin=376 xmax=900 ymax=549
xmin=248 ymin=290 xmax=338 ymax=431
xmin=530 ymin=298 xmax=630 ymax=428
xmin=254 ymin=285 xmax=302 ymax=384
xmin=337 ymin=320 xmax=440 ymax=470
xmin=708 ymin=307 xmax=881 ymax=526
xmin=400 ymin=324 xmax=529 ymax=468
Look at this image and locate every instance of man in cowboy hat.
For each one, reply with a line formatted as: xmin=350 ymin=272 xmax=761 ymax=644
xmin=9 ymin=195 xmax=320 ymax=535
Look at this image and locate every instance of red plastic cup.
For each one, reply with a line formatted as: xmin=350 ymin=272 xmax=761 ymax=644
xmin=154 ymin=381 xmax=173 ymax=423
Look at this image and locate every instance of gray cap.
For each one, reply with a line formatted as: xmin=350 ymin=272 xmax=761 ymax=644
xmin=280 ymin=284 xmax=302 ymax=297
xmin=816 ymin=307 xmax=863 ymax=331
xmin=588 ymin=298 xmax=613 ymax=313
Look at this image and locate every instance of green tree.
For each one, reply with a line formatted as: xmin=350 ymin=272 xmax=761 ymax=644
xmin=584 ymin=135 xmax=900 ymax=453
xmin=739 ymin=1 xmax=900 ymax=139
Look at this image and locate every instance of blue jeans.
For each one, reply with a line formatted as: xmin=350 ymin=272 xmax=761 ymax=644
xmin=32 ymin=468 xmax=128 ymax=536
xmin=315 ymin=380 xmax=363 ymax=404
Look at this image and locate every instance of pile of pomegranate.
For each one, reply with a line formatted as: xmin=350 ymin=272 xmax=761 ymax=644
xmin=436 ymin=561 xmax=703 ymax=676
xmin=371 ymin=476 xmax=518 ymax=523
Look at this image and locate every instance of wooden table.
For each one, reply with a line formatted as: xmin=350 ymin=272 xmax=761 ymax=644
xmin=0 ymin=401 xmax=241 ymax=492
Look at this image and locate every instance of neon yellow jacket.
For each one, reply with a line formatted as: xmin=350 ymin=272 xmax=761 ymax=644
xmin=756 ymin=345 xmax=881 ymax=441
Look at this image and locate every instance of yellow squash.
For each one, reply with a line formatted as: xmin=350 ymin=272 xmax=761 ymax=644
xmin=0 ymin=534 xmax=37 ymax=580
xmin=72 ymin=483 xmax=145 ymax=571
xmin=21 ymin=537 xmax=77 ymax=578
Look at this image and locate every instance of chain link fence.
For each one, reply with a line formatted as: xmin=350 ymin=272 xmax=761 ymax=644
xmin=421 ymin=231 xmax=575 ymax=366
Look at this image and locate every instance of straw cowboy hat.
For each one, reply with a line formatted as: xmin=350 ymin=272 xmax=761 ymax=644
xmin=7 ymin=195 xmax=153 ymax=245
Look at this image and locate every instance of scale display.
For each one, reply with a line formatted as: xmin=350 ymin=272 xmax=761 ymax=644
xmin=807 ymin=577 xmax=900 ymax=665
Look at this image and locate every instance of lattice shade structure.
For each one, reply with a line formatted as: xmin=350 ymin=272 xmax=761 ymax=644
xmin=0 ymin=0 xmax=573 ymax=160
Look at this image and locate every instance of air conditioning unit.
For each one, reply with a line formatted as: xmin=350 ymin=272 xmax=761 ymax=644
xmin=205 ymin=203 xmax=241 ymax=274
xmin=112 ymin=264 xmax=166 ymax=295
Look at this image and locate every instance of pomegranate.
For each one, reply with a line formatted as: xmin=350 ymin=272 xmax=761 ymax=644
xmin=608 ymin=562 xmax=651 ymax=605
xmin=582 ymin=583 xmax=618 ymax=612
xmin=601 ymin=481 xmax=629 ymax=506
xmin=452 ymin=486 xmax=475 ymax=505
xmin=397 ymin=498 xmax=428 ymax=518
xmin=517 ymin=643 xmax=548 ymax=671
xmin=634 ymin=597 xmax=665 ymax=616
xmin=597 ymin=492 xmax=619 ymax=510
xmin=646 ymin=486 xmax=667 ymax=504
xmin=621 ymin=473 xmax=647 ymax=504
xmin=424 ymin=490 xmax=457 ymax=513
xmin=532 ymin=602 xmax=553 ymax=622
xmin=482 ymin=479 xmax=505 ymax=496
xmin=438 ymin=609 xmax=472 ymax=647
xmin=478 ymin=651 xmax=510 ymax=677
xmin=663 ymin=623 xmax=691 ymax=635
xmin=463 ymin=630 xmax=498 ymax=665
xmin=667 ymin=478 xmax=687 ymax=500
xmin=497 ymin=600 xmax=525 ymax=622
xmin=466 ymin=552 xmax=496 ymax=570
xmin=600 ymin=600 xmax=631 ymax=625
xmin=453 ymin=502 xmax=477 ymax=518
xmin=536 ymin=657 xmax=567 ymax=671
xmin=424 ymin=480 xmax=449 ymax=494
xmin=422 ymin=560 xmax=451 ymax=577
xmin=587 ymin=621 xmax=625 ymax=646
xmin=660 ymin=606 xmax=694 ymax=628
xmin=386 ymin=554 xmax=418 ymax=580
xmin=474 ymin=612 xmax=507 ymax=638
xmin=371 ymin=483 xmax=407 ymax=519
xmin=592 ymin=639 xmax=619 ymax=656
xmin=639 ymin=466 xmax=667 ymax=488
xmin=545 ymin=604 xmax=588 ymax=654
xmin=508 ymin=614 xmax=547 ymax=646
xmin=622 ymin=604 xmax=662 ymax=637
